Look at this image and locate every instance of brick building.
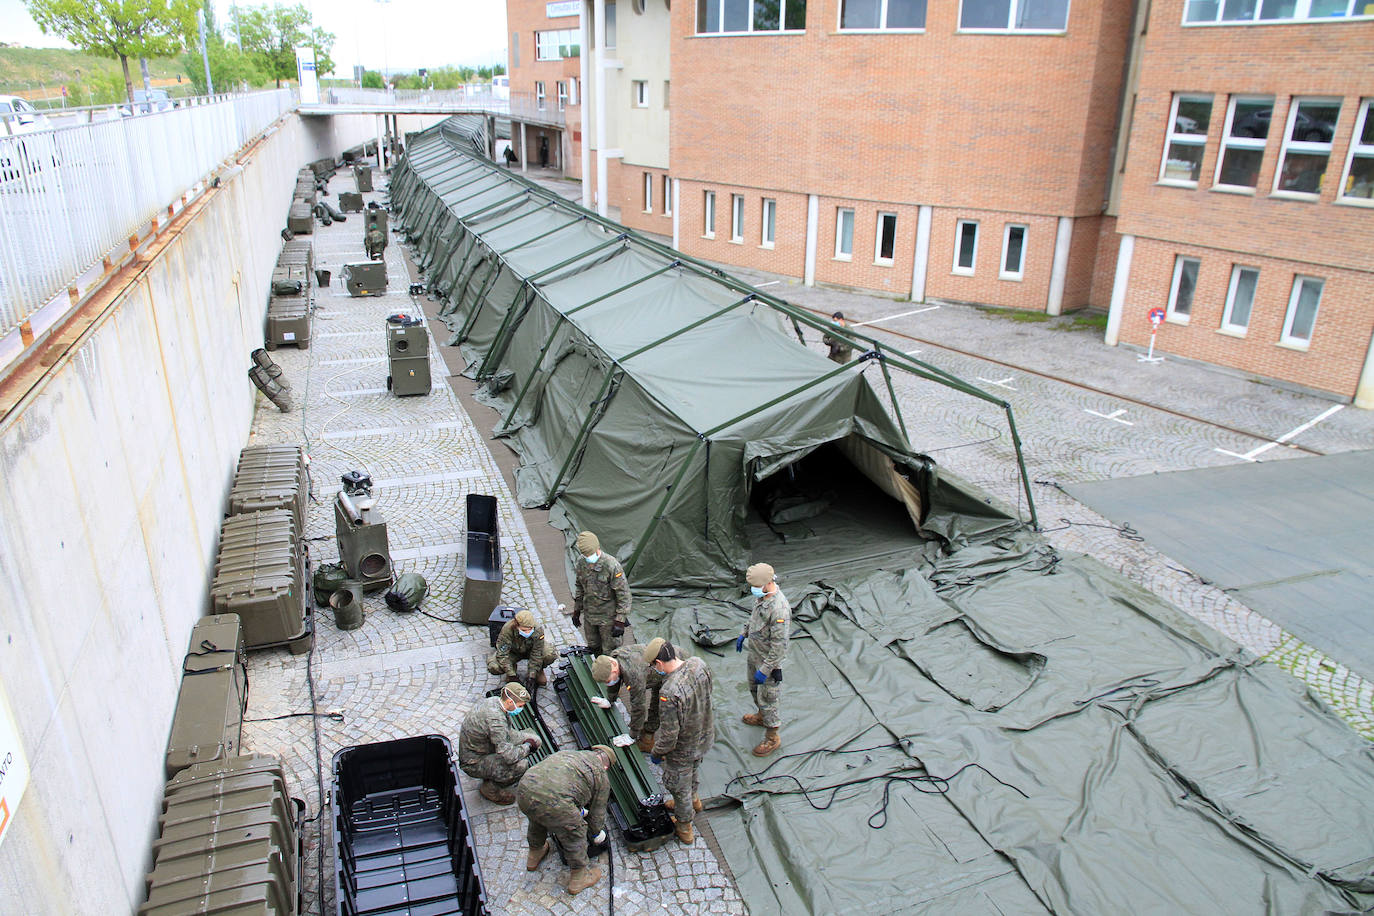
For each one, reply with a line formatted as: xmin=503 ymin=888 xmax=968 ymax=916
xmin=505 ymin=0 xmax=1374 ymax=403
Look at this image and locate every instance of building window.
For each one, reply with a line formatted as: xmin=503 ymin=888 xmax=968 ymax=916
xmin=535 ymin=81 xmax=546 ymax=110
xmin=1160 ymin=95 xmax=1213 ymax=185
xmin=697 ymin=0 xmax=807 ymax=33
xmin=643 ymin=172 xmax=653 ymax=212
xmin=840 ymin=0 xmax=927 ymax=28
xmin=1340 ymin=99 xmax=1374 ymax=203
xmin=606 ymin=1 xmax=617 ymax=47
xmin=1184 ymin=0 xmax=1374 ymax=24
xmin=731 ymin=194 xmax=745 ymax=241
xmin=960 ymin=0 xmax=1069 ymax=31
xmin=834 ymin=208 xmax=854 ymax=259
xmin=1275 ymin=98 xmax=1340 ymax=196
xmin=1281 ymin=276 xmax=1322 ymax=347
xmin=953 ymin=220 xmax=978 ymax=274
xmin=663 ymin=176 xmax=673 ymax=215
xmin=1000 ymin=224 xmax=1027 ymax=279
xmin=874 ymin=212 xmax=897 ymax=264
xmin=703 ymin=190 xmax=716 ymax=238
xmin=1221 ymin=265 xmax=1259 ymax=334
xmin=1215 ymin=97 xmax=1272 ymax=190
xmin=512 ymin=33 xmax=520 ymax=67
xmin=536 ymin=29 xmax=581 ymax=60
xmin=1167 ymin=256 xmax=1199 ymax=322
xmin=567 ymin=78 xmax=579 ymax=106
xmin=557 ymin=81 xmax=568 ymax=111
xmin=761 ymin=198 xmax=776 ymax=247
xmin=633 ymin=80 xmax=648 ymax=107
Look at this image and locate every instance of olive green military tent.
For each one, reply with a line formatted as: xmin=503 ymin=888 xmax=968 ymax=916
xmin=389 ymin=118 xmax=1035 ymax=588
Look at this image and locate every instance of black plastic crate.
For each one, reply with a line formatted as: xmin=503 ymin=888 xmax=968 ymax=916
xmin=332 ymin=735 xmax=489 ymax=916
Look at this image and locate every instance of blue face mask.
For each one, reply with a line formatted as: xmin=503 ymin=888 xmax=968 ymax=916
xmin=507 ymin=706 xmax=523 ymax=717
xmin=750 ymin=586 xmax=765 ymax=598
xmin=607 ymin=676 xmax=619 ymax=686
xmin=518 ymin=628 xmax=534 ymax=639
xmin=584 ymin=552 xmax=599 ymax=564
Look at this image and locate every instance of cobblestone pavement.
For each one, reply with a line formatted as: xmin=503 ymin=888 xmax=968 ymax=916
xmin=241 ymin=172 xmax=746 ymax=916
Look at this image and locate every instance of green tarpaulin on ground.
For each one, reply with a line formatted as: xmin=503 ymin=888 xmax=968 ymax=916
xmin=389 ymin=118 xmax=1374 ymax=915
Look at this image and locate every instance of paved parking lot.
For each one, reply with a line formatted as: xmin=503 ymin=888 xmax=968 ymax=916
xmin=242 ymin=167 xmax=1373 ymax=916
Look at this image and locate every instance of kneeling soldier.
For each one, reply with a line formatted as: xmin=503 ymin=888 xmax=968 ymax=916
xmin=457 ymin=682 xmax=541 ymax=805
xmin=518 ymin=745 xmax=618 ymax=895
xmin=488 ymin=609 xmax=558 ymax=686
xmin=590 ymin=643 xmax=670 ymax=753
xmin=644 ymin=637 xmax=714 ymax=845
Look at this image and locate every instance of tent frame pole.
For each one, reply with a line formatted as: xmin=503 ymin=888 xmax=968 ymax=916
xmin=1004 ymin=404 xmax=1038 ymax=529
xmin=525 ymin=234 xmax=629 ymax=283
xmin=501 ymin=214 xmax=587 ymax=255
xmin=624 ymin=438 xmax=705 ymax=576
xmin=478 ymin=282 xmax=539 ymax=379
xmin=455 ymin=254 xmax=505 ymax=344
xmin=544 ymin=369 xmax=621 ymax=506
xmin=877 ymin=354 xmax=910 ymax=443
xmin=498 ymin=313 xmax=569 ymax=433
xmin=618 ymin=294 xmax=755 ymax=363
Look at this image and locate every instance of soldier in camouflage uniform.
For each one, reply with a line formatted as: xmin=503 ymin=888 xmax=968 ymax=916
xmin=572 ymin=531 xmax=632 ymax=655
xmin=457 ymin=682 xmax=541 ymax=805
xmin=487 ymin=609 xmax=558 ymax=685
xmin=517 ymin=745 xmax=617 ymax=896
xmin=643 ymin=637 xmax=714 ymax=844
xmin=822 ymin=311 xmax=854 ymax=363
xmin=364 ymin=225 xmax=386 ymax=260
xmin=737 ymin=563 xmax=790 ymax=757
xmin=590 ymin=644 xmax=670 ymax=753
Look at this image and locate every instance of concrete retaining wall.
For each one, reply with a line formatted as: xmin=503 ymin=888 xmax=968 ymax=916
xmin=0 ymin=111 xmax=377 ymax=913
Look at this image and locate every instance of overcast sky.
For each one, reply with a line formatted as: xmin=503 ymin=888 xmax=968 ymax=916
xmin=0 ymin=0 xmax=509 ymax=76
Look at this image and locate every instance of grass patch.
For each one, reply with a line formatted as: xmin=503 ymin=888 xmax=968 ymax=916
xmin=1056 ymin=312 xmax=1110 ymax=332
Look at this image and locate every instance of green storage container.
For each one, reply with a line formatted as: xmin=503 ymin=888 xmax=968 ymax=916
xmin=165 ymin=614 xmax=247 ymax=779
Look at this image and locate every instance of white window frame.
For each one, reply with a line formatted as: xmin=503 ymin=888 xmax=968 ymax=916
xmin=958 ymin=0 xmax=1070 ymax=32
xmin=663 ymin=176 xmax=672 ymax=215
xmin=1183 ymin=0 xmax=1374 ymax=25
xmin=643 ymin=172 xmax=653 ymax=212
xmin=1166 ymin=256 xmax=1199 ymax=324
xmin=536 ymin=29 xmax=580 ymax=61
xmin=953 ymin=219 xmax=979 ymax=275
xmin=1159 ymin=94 xmax=1212 ymax=186
xmin=568 ymin=78 xmax=579 ymax=106
xmin=1220 ymin=265 xmax=1259 ymax=335
xmin=761 ymin=198 xmax=776 ymax=248
xmin=1338 ymin=99 xmax=1374 ymax=205
xmin=1273 ymin=97 xmax=1341 ymax=198
xmin=696 ymin=0 xmax=807 ymax=34
xmin=834 ymin=208 xmax=855 ymax=260
xmin=633 ymin=80 xmax=648 ymax=108
xmin=838 ymin=0 xmax=928 ymax=30
xmin=730 ymin=194 xmax=745 ymax=242
xmin=874 ymin=212 xmax=897 ymax=265
xmin=1000 ymin=223 xmax=1027 ymax=280
xmin=703 ymin=190 xmax=716 ymax=238
xmin=1213 ymin=95 xmax=1272 ymax=191
xmin=1280 ymin=276 xmax=1323 ymax=348
xmin=557 ymin=81 xmax=568 ymax=111
xmin=535 ymin=81 xmax=546 ymax=110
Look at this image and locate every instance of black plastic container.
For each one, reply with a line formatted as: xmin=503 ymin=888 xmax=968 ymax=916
xmin=460 ymin=495 xmax=502 ymax=625
xmin=332 ymin=735 xmax=489 ymax=916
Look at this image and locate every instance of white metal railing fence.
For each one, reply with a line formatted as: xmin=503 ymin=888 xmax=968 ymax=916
xmin=0 ymin=88 xmax=295 ymax=338
xmin=319 ymin=87 xmax=567 ymax=127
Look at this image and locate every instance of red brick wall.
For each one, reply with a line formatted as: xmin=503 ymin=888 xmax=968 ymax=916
xmin=1089 ymin=216 xmax=1121 ymax=310
xmin=924 ymin=209 xmax=1058 ymax=309
xmin=1114 ymin=1 xmax=1374 ymax=394
xmin=506 ymin=0 xmax=582 ymax=175
xmin=615 ymin=164 xmax=676 ymax=239
xmin=1121 ymin=239 xmax=1374 ymax=398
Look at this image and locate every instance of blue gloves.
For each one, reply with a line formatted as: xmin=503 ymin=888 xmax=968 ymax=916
xmin=753 ymin=669 xmax=767 ymax=685
xmin=735 ymin=634 xmax=745 ymax=652
xmin=650 ymin=754 xmax=663 ymax=765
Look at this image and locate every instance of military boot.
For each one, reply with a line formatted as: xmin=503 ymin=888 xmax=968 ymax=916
xmin=535 ymin=668 xmax=548 ymax=686
xmin=741 ymin=711 xmax=764 ymax=727
xmin=526 ymin=841 xmax=550 ymax=871
xmin=637 ymin=732 xmax=655 ymax=753
xmin=566 ymin=865 xmax=603 ymax=895
xmin=672 ymin=815 xmax=694 ymax=845
xmin=479 ymin=781 xmax=514 ymax=805
xmin=663 ymin=795 xmax=703 ymax=813
xmin=752 ymin=727 xmax=781 ymax=757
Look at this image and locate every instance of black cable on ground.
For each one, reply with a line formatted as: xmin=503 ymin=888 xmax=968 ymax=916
xmin=417 ymin=609 xmax=465 ymax=624
xmin=244 ymin=711 xmax=344 ymax=723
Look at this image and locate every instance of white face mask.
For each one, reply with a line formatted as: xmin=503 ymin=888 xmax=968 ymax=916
xmin=518 ymin=628 xmax=534 ymax=638
xmin=584 ymin=552 xmax=599 ymax=564
xmin=607 ymin=675 xmax=619 ymax=686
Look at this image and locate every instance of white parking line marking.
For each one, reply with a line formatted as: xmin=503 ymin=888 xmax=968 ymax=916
xmin=1215 ymin=404 xmax=1343 ymax=461
xmin=903 ymin=348 xmax=922 ymax=356
xmin=755 ymin=280 xmax=780 ymax=287
xmin=977 ymin=376 xmax=1018 ymax=391
xmin=1086 ymin=408 xmax=1134 ymax=426
xmin=854 ymin=305 xmax=940 ymax=327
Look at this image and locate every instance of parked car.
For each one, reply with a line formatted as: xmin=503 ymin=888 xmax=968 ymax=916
xmin=1233 ymin=107 xmax=1334 ymax=142
xmin=0 ymin=95 xmax=51 ymax=134
xmin=120 ymin=88 xmax=174 ymax=116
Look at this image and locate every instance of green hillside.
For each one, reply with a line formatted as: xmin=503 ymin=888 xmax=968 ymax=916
xmin=0 ymin=45 xmax=189 ymax=105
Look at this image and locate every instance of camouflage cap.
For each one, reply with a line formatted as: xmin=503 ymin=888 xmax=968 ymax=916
xmin=746 ymin=563 xmax=775 ymax=587
xmin=591 ymin=655 xmax=617 ymax=683
xmin=641 ymin=637 xmax=667 ymax=665
xmin=591 ymin=744 xmax=618 ymax=768
xmin=575 ymin=531 xmax=601 ymax=555
xmin=514 ymin=609 xmax=536 ymax=628
xmin=501 ymin=682 xmax=530 ymax=705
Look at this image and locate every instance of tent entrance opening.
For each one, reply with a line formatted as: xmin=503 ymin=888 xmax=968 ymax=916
xmin=746 ymin=441 xmax=925 ymax=580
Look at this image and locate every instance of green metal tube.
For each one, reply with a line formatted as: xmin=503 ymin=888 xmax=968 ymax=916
xmin=624 ymin=438 xmax=704 ymax=575
xmin=544 ymin=370 xmax=620 ymax=506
